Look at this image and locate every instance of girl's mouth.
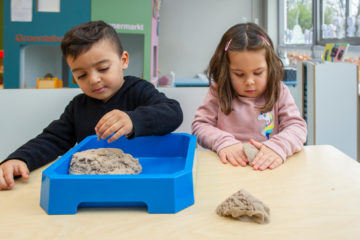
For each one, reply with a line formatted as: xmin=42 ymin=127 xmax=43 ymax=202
xmin=245 ymin=90 xmax=256 ymax=93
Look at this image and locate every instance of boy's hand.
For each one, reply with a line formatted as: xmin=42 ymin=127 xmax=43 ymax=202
xmin=95 ymin=110 xmax=133 ymax=143
xmin=0 ymin=160 xmax=29 ymax=190
xmin=250 ymin=139 xmax=283 ymax=170
xmin=218 ymin=142 xmax=248 ymax=167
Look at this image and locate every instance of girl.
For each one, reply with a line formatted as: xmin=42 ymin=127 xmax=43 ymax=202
xmin=192 ymin=23 xmax=307 ymax=171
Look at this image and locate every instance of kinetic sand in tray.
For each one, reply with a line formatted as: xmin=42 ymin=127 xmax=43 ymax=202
xmin=40 ymin=133 xmax=196 ymax=214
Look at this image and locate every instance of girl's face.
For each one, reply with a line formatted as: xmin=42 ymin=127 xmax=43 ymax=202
xmin=228 ymin=49 xmax=268 ymax=98
xmin=66 ymin=39 xmax=129 ymax=102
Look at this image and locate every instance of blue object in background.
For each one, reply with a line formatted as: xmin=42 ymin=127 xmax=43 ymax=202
xmin=283 ymin=67 xmax=297 ymax=86
xmin=175 ymin=78 xmax=209 ymax=87
xmin=40 ymin=133 xmax=197 ymax=214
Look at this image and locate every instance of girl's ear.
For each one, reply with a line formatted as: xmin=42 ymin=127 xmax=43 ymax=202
xmin=121 ymin=51 xmax=129 ymax=70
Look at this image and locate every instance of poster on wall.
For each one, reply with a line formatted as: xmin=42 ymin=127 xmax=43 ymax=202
xmin=11 ymin=0 xmax=33 ymax=22
xmin=322 ymin=43 xmax=349 ymax=62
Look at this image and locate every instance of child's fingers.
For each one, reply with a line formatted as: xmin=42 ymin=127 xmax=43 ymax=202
xmin=95 ymin=112 xmax=112 ymax=132
xmin=258 ymin=157 xmax=274 ymax=171
xmin=250 ymin=139 xmax=262 ymax=149
xmin=100 ymin=122 xmax=121 ymax=140
xmin=238 ymin=151 xmax=249 ymax=164
xmin=251 ymin=150 xmax=262 ymax=165
xmin=269 ymin=158 xmax=283 ymax=169
xmin=18 ymin=164 xmax=29 ymax=179
xmin=95 ymin=116 xmax=118 ymax=139
xmin=251 ymin=151 xmax=265 ymax=170
xmin=0 ymin=168 xmax=8 ymax=190
xmin=3 ymin=165 xmax=15 ymax=189
xmin=218 ymin=152 xmax=228 ymax=164
xmin=226 ymin=154 xmax=239 ymax=166
xmin=106 ymin=127 xmax=127 ymax=143
xmin=238 ymin=160 xmax=247 ymax=167
xmin=234 ymin=152 xmax=247 ymax=167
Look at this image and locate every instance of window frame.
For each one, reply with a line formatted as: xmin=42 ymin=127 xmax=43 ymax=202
xmin=279 ymin=0 xmax=360 ymax=47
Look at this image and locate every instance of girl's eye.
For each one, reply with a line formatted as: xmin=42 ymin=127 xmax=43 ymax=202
xmin=235 ymin=73 xmax=244 ymax=77
xmin=254 ymin=72 xmax=263 ymax=76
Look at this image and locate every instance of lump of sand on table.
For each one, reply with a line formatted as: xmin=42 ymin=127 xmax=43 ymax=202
xmin=216 ymin=189 xmax=270 ymax=224
xmin=243 ymin=143 xmax=259 ymax=165
xmin=69 ymin=148 xmax=142 ymax=175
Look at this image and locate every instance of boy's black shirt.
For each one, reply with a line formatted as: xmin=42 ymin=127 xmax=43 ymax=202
xmin=3 ymin=76 xmax=183 ymax=171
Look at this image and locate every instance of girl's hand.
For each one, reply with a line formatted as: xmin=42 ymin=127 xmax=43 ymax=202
xmin=250 ymin=139 xmax=283 ymax=170
xmin=95 ymin=110 xmax=133 ymax=143
xmin=218 ymin=143 xmax=248 ymax=167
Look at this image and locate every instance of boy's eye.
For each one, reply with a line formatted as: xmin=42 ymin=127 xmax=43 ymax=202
xmin=77 ymin=74 xmax=86 ymax=79
xmin=99 ymin=67 xmax=109 ymax=72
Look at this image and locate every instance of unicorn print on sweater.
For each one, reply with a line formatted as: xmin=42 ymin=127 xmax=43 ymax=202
xmin=257 ymin=112 xmax=274 ymax=140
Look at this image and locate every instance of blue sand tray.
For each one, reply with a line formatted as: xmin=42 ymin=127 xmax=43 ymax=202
xmin=40 ymin=133 xmax=197 ymax=215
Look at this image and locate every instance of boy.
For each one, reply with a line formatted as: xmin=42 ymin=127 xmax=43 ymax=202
xmin=0 ymin=21 xmax=183 ymax=190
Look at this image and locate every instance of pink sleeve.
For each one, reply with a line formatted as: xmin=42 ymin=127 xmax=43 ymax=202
xmin=263 ymin=84 xmax=307 ymax=160
xmin=191 ymin=87 xmax=239 ymax=152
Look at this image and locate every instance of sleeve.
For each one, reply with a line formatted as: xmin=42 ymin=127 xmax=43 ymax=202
xmin=125 ymin=81 xmax=183 ymax=137
xmin=191 ymin=87 xmax=240 ymax=152
xmin=1 ymin=100 xmax=77 ymax=171
xmin=263 ymin=84 xmax=307 ymax=160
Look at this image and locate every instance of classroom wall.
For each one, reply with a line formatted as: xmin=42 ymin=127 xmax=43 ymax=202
xmin=158 ymin=0 xmax=265 ymax=79
xmin=0 ymin=87 xmax=208 ymax=160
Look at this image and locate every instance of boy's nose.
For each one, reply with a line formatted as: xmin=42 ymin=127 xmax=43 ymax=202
xmin=89 ymin=73 xmax=101 ymax=85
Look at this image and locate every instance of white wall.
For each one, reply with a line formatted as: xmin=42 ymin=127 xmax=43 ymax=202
xmin=0 ymin=88 xmax=208 ymax=160
xmin=158 ymin=0 xmax=265 ymax=78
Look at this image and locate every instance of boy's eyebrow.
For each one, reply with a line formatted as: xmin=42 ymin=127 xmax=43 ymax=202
xmin=71 ymin=59 xmax=110 ymax=72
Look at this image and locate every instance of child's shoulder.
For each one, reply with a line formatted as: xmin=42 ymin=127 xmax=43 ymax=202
xmin=124 ymin=75 xmax=152 ymax=88
xmin=276 ymin=81 xmax=295 ymax=105
xmin=279 ymin=81 xmax=291 ymax=96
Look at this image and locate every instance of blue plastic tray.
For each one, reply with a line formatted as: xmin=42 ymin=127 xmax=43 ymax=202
xmin=40 ymin=133 xmax=196 ymax=215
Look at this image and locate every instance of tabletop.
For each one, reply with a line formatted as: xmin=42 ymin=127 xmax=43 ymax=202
xmin=1 ymin=145 xmax=360 ymax=240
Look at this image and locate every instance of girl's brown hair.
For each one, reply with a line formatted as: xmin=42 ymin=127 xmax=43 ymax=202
xmin=207 ymin=22 xmax=284 ymax=115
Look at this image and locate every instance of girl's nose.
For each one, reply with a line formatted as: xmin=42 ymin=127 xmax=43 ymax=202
xmin=244 ymin=76 xmax=255 ymax=85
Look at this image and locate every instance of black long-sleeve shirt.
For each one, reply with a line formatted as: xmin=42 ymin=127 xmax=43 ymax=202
xmin=2 ymin=76 xmax=183 ymax=171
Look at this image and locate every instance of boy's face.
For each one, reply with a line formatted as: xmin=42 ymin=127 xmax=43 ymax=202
xmin=66 ymin=39 xmax=129 ymax=102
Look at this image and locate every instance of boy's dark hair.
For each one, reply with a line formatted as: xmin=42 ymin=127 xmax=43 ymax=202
xmin=207 ymin=22 xmax=284 ymax=115
xmin=61 ymin=20 xmax=123 ymax=60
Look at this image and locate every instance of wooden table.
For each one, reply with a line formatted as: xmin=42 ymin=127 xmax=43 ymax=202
xmin=1 ymin=145 xmax=360 ymax=239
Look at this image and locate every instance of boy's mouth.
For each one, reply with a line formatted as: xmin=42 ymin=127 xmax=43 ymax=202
xmin=93 ymin=87 xmax=105 ymax=93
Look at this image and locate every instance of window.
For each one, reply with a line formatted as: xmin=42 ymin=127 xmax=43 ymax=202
xmin=319 ymin=0 xmax=360 ymax=44
xmin=279 ymin=0 xmax=360 ymax=46
xmin=281 ymin=0 xmax=313 ymax=45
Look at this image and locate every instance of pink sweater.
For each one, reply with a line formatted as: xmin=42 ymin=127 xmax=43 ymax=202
xmin=192 ymin=83 xmax=307 ymax=160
